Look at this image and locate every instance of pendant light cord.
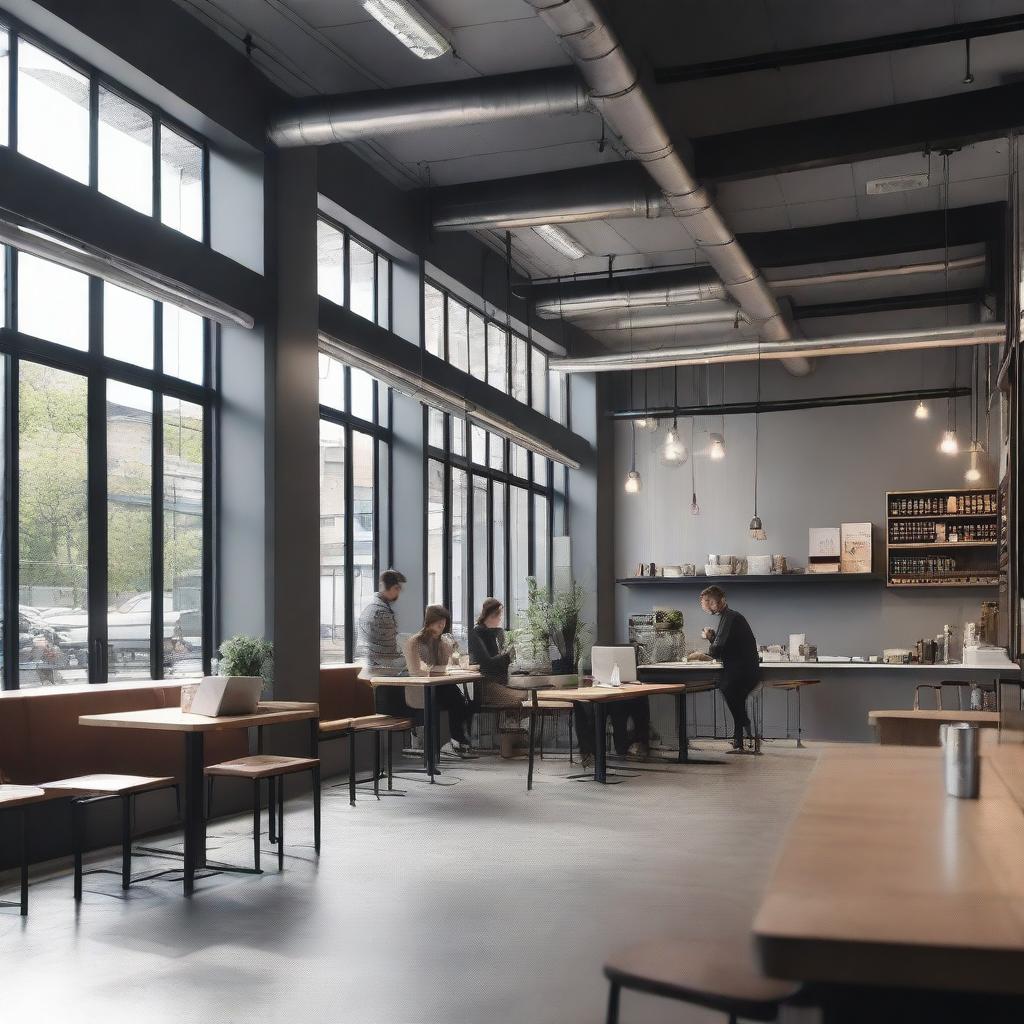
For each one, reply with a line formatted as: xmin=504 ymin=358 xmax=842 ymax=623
xmin=754 ymin=340 xmax=762 ymax=516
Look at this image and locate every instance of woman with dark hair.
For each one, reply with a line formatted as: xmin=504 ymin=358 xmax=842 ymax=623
xmin=403 ymin=604 xmax=476 ymax=759
xmin=469 ymin=598 xmax=524 ymax=757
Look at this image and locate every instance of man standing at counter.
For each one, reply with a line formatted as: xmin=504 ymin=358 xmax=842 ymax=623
xmin=700 ymin=585 xmax=759 ymax=753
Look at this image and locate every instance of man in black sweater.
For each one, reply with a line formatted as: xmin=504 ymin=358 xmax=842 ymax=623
xmin=700 ymin=585 xmax=759 ymax=752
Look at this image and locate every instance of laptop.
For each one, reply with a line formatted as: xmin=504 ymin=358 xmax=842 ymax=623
xmin=591 ymin=646 xmax=637 ymax=687
xmin=189 ymin=676 xmax=263 ymax=717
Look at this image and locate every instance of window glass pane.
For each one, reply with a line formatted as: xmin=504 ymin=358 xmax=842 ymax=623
xmin=319 ymin=421 xmax=346 ymax=664
xmin=509 ymin=486 xmax=530 ymax=620
xmin=376 ymin=257 xmax=390 ymax=328
xmin=0 ymin=29 xmax=8 ymax=146
xmin=424 ymin=283 xmax=444 ymax=358
xmin=350 ymin=367 xmax=374 ymax=422
xmin=487 ymin=323 xmax=508 ymax=392
xmin=352 ymin=432 xmax=377 ymax=627
xmin=318 ymin=352 xmax=345 ymax=411
xmin=510 ymin=443 xmax=529 ymax=479
xmin=472 ymin=475 xmax=488 ymax=612
xmin=492 ymin=481 xmax=506 ymax=610
xmin=98 ymin=88 xmax=153 ymax=215
xmin=163 ymin=304 xmax=205 ymax=384
xmin=19 ymin=362 xmax=88 ymax=687
xmin=0 ymin=245 xmax=5 ymax=328
xmin=470 ymin=424 xmax=486 ymax=466
xmin=488 ymin=431 xmax=504 ymax=471
xmin=160 ymin=126 xmax=203 ymax=241
xmin=17 ymin=40 xmax=89 ymax=184
xmin=107 ymin=382 xmax=153 ymax=680
xmin=511 ymin=335 xmax=529 ymax=403
xmin=426 ymin=459 xmax=445 ymax=607
xmin=448 ymin=297 xmax=468 ymax=372
xmin=377 ymin=384 xmax=390 ymax=428
xmin=531 ymin=347 xmax=548 ymax=415
xmin=0 ymin=360 xmax=4 ymax=684
xmin=450 ymin=467 xmax=468 ymax=647
xmin=427 ymin=407 xmax=444 ymax=449
xmin=349 ymin=240 xmax=375 ymax=321
xmin=316 ymin=220 xmax=345 ymax=304
xmin=17 ymin=253 xmax=89 ymax=350
xmin=534 ymin=493 xmax=549 ymax=589
xmin=468 ymin=310 xmax=486 ymax=381
xmin=164 ymin=398 xmax=203 ymax=677
xmin=532 ymin=453 xmax=549 ymax=486
xmin=104 ymin=282 xmax=154 ymax=368
xmin=451 ymin=416 xmax=465 ymax=458
xmin=549 ymin=368 xmax=567 ymax=426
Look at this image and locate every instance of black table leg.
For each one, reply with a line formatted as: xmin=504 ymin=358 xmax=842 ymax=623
xmin=19 ymin=807 xmax=29 ymax=916
xmin=183 ymin=731 xmax=205 ymax=897
xmin=676 ymin=694 xmax=686 ymax=764
xmin=424 ymin=687 xmax=437 ymax=781
xmin=527 ymin=704 xmax=537 ymax=791
xmin=595 ymin=705 xmax=607 ymax=783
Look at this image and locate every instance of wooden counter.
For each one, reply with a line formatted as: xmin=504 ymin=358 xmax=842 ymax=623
xmin=754 ymin=742 xmax=1024 ymax=995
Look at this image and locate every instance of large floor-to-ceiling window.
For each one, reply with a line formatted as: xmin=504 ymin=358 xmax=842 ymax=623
xmin=318 ymin=351 xmax=391 ymax=665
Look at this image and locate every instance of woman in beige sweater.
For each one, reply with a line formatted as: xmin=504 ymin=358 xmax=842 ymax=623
xmin=403 ymin=605 xmax=475 ymax=758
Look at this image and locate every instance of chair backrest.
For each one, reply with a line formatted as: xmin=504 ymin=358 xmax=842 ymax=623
xmin=591 ymin=646 xmax=637 ymax=684
xmin=319 ymin=664 xmax=375 ymax=719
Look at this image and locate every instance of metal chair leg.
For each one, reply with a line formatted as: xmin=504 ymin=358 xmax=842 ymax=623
xmin=606 ymin=981 xmax=620 ymax=1024
xmin=205 ymin=776 xmax=213 ymax=821
xmin=312 ymin=765 xmax=321 ymax=855
xmin=277 ymin=775 xmax=285 ymax=870
xmin=538 ymin=713 xmax=545 ymax=760
xmin=252 ymin=780 xmax=261 ymax=872
xmin=121 ymin=794 xmax=132 ymax=890
xmin=349 ymin=731 xmax=357 ymax=807
xmin=387 ymin=732 xmax=394 ymax=791
xmin=20 ymin=807 xmax=29 ymax=916
xmin=374 ymin=732 xmax=381 ymax=799
xmin=568 ymin=711 xmax=574 ymax=764
xmin=527 ymin=707 xmax=537 ymax=791
xmin=268 ymin=775 xmax=277 ymax=843
xmin=796 ymin=685 xmax=805 ymax=748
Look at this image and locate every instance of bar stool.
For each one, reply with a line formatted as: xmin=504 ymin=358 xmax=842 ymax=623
xmin=205 ymin=754 xmax=321 ymax=871
xmin=604 ymin=935 xmax=802 ymax=1023
xmin=764 ymin=679 xmax=819 ymax=748
xmin=0 ymin=785 xmax=47 ymax=915
xmin=39 ymin=774 xmax=177 ymax=901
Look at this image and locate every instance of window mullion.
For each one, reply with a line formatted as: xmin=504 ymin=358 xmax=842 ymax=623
xmin=3 ymin=353 xmax=19 ymax=689
xmin=343 ymin=423 xmax=355 ymax=663
xmin=87 ymin=372 xmax=108 ymax=683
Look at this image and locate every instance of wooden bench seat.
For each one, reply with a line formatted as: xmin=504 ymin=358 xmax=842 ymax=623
xmin=204 ymin=755 xmax=318 ymax=779
xmin=319 ymin=713 xmax=413 ymax=735
xmin=40 ymin=773 xmax=175 ymax=797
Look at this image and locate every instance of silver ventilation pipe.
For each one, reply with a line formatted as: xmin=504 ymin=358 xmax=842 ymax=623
xmin=584 ymin=304 xmax=743 ymax=330
xmin=269 ymin=67 xmax=588 ymax=147
xmin=549 ymin=323 xmax=1005 ymax=373
xmin=526 ymin=0 xmax=810 ymax=375
xmin=431 ymin=162 xmax=665 ymax=230
xmin=768 ymin=255 xmax=987 ymax=289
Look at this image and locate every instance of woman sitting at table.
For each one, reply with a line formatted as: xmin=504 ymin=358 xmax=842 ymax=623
xmin=469 ymin=598 xmax=525 ymax=758
xmin=403 ymin=604 xmax=477 ymax=760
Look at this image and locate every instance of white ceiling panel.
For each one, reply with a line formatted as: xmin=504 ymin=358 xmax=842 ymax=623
xmin=777 ymin=164 xmax=856 ymax=204
xmin=561 ymin=221 xmax=641 ymax=258
xmin=854 ymin=190 xmax=910 ymax=221
xmin=715 ymin=176 xmax=787 ymax=212
xmin=606 ymin=217 xmax=697 ymax=254
xmin=947 ymin=174 xmax=1009 ymax=206
xmin=784 ymin=196 xmax=859 ymax=228
xmin=728 ymin=206 xmax=793 ymax=233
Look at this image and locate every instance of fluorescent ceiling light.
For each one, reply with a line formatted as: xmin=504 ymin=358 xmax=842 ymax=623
xmin=531 ymin=223 xmax=589 ymax=261
xmin=865 ymin=173 xmax=930 ymax=195
xmin=362 ymin=0 xmax=452 ymax=60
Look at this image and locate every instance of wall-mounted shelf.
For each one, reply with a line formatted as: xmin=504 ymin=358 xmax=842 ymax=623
xmin=617 ymin=573 xmax=883 ymax=587
xmin=888 ymin=542 xmax=997 ymax=550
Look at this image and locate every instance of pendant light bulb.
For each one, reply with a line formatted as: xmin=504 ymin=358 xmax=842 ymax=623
xmin=914 ymin=401 xmax=929 ymax=420
xmin=939 ymin=429 xmax=958 ymax=455
xmin=709 ymin=432 xmax=726 ymax=460
xmin=660 ymin=423 xmax=688 ymax=467
xmin=964 ymin=448 xmax=982 ymax=483
xmin=690 ymin=492 xmax=700 ymax=516
xmin=749 ymin=515 xmax=767 ymax=541
xmin=636 ymin=416 xmax=658 ymax=434
xmin=625 ymin=469 xmax=643 ymax=494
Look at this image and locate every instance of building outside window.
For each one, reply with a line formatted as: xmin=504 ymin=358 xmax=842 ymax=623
xmin=316 ymin=216 xmax=392 ymax=331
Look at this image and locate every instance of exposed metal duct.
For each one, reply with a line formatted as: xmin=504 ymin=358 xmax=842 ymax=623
xmin=0 ymin=212 xmax=255 ymax=329
xmin=549 ymin=323 xmax=1005 ymax=373
xmin=318 ymin=331 xmax=581 ymax=469
xmin=431 ymin=162 xmax=665 ymax=230
xmin=584 ymin=304 xmax=743 ymax=330
xmin=269 ymin=68 xmax=588 ymax=147
xmin=533 ymin=267 xmax=725 ymax=318
xmin=768 ymin=255 xmax=987 ymax=290
xmin=525 ymin=0 xmax=810 ymax=375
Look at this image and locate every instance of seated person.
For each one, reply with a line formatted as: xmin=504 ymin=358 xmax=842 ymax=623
xmin=470 ymin=598 xmax=523 ymax=757
xmin=403 ymin=605 xmax=477 ymax=759
xmin=357 ymin=568 xmax=410 ymax=717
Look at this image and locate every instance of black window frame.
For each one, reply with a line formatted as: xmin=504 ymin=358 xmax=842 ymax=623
xmin=316 ymin=214 xmax=393 ymax=331
xmin=1 ymin=243 xmax=216 ymax=690
xmin=318 ymin=350 xmax=393 ymax=664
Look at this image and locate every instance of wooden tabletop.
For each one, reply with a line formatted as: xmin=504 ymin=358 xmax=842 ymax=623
xmin=651 ymin=660 xmax=1020 ymax=674
xmin=0 ymin=784 xmax=47 ymax=808
xmin=754 ymin=743 xmax=1024 ymax=995
xmin=868 ymin=709 xmax=1000 ymax=723
xmin=79 ymin=701 xmax=319 ymax=733
xmin=529 ymin=682 xmax=687 ymax=703
xmin=370 ymin=671 xmax=482 ymax=687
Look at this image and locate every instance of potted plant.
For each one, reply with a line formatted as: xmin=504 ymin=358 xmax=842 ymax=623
xmin=513 ymin=578 xmax=592 ymax=674
xmin=218 ymin=634 xmax=274 ymax=697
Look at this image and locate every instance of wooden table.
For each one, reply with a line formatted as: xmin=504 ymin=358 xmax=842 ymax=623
xmin=79 ymin=701 xmax=318 ymax=895
xmin=868 ymin=708 xmax=1000 ymax=746
xmin=0 ymin=785 xmax=47 ymax=915
xmin=527 ymin=683 xmax=687 ymax=784
xmin=370 ymin=672 xmax=481 ymax=781
xmin=753 ymin=742 xmax=1024 ymax=1006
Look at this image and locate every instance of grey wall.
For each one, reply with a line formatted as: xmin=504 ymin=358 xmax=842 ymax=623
xmin=613 ymin=349 xmax=1001 ymax=740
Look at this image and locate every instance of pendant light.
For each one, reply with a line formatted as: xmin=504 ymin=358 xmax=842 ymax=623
xmin=624 ymin=420 xmax=642 ymax=494
xmin=689 ymin=416 xmax=700 ymax=515
xmin=749 ymin=341 xmax=766 ymax=540
xmin=708 ymin=364 xmax=726 ymax=459
xmin=636 ymin=371 xmax=658 ymax=433
xmin=964 ymin=346 xmax=984 ymax=482
xmin=937 ymin=151 xmax=958 ymax=456
xmin=660 ymin=365 xmax=688 ymax=466
xmin=914 ymin=400 xmax=929 ymax=420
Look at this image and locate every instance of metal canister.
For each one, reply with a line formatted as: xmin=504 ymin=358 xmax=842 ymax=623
xmin=943 ymin=722 xmax=980 ymax=799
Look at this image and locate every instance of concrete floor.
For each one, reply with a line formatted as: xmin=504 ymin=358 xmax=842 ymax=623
xmin=1 ymin=741 xmax=818 ymax=1024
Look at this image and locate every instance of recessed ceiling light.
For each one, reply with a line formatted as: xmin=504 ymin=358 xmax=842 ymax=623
xmin=362 ymin=0 xmax=452 ymax=60
xmin=865 ymin=173 xmax=930 ymax=195
xmin=531 ymin=223 xmax=589 ymax=261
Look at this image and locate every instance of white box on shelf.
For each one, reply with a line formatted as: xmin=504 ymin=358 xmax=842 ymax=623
xmin=841 ymin=522 xmax=872 ymax=574
xmin=808 ymin=528 xmax=841 ymax=573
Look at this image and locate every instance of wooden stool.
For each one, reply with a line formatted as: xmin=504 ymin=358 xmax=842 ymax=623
xmin=205 ymin=754 xmax=320 ymax=871
xmin=604 ymin=936 xmax=801 ymax=1023
xmin=0 ymin=785 xmax=47 ymax=915
xmin=764 ymin=679 xmax=819 ymax=748
xmin=318 ymin=714 xmax=413 ymax=806
xmin=40 ymin=774 xmax=176 ymax=901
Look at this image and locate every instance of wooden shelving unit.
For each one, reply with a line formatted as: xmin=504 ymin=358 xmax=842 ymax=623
xmin=886 ymin=487 xmax=998 ymax=588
